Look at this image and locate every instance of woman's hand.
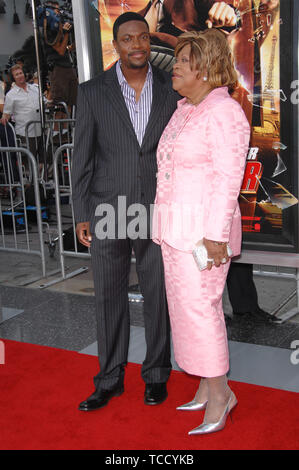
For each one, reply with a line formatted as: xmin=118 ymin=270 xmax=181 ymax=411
xmin=203 ymin=238 xmax=229 ymax=270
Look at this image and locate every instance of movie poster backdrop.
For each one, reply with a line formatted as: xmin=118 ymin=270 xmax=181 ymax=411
xmin=91 ymin=0 xmax=298 ymax=252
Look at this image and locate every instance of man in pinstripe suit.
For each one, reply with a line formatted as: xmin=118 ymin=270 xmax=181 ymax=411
xmin=72 ymin=12 xmax=179 ymax=411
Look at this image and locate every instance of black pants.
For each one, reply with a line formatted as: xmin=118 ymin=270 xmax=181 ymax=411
xmin=0 ymin=123 xmax=19 ymax=182
xmin=90 ymin=235 xmax=172 ymax=391
xmin=18 ymin=136 xmax=44 ymax=163
xmin=226 ymin=263 xmax=258 ymax=313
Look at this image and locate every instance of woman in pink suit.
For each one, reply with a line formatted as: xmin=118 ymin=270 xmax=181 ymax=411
xmin=152 ymin=28 xmax=250 ymax=435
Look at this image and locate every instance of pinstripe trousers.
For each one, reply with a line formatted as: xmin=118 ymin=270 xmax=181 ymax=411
xmin=90 ymin=234 xmax=172 ymax=391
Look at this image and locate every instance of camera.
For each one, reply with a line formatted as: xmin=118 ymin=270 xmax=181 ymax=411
xmin=37 ymin=4 xmax=60 ymax=30
xmin=59 ymin=0 xmax=73 ymax=26
xmin=37 ymin=1 xmax=73 ymax=31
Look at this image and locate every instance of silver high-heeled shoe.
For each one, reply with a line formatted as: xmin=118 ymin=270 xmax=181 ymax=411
xmin=188 ymin=392 xmax=238 ymax=435
xmin=176 ymin=397 xmax=208 ymax=411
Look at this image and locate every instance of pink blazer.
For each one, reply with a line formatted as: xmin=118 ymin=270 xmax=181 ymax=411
xmin=152 ymin=87 xmax=250 ymax=255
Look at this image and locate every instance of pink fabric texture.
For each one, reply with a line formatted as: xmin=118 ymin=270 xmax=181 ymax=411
xmin=162 ymin=242 xmax=231 ymax=377
xmin=153 ymin=87 xmax=250 ymax=377
xmin=152 ymin=87 xmax=250 ymax=254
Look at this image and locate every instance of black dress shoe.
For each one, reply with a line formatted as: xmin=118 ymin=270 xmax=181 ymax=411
xmin=144 ymin=383 xmax=168 ymax=405
xmin=78 ymin=386 xmax=124 ymax=411
xmin=232 ymin=310 xmax=248 ymax=316
xmin=251 ymin=307 xmax=282 ymax=324
xmin=233 ymin=307 xmax=281 ymax=324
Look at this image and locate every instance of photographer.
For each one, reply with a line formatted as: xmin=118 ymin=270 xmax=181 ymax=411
xmin=42 ymin=1 xmax=77 ymax=110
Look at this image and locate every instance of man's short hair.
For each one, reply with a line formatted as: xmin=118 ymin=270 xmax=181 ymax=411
xmin=113 ymin=12 xmax=149 ymax=41
xmin=47 ymin=1 xmax=60 ymax=9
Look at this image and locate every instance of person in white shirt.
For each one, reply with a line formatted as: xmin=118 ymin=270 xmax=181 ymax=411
xmin=1 ymin=64 xmax=44 ymax=165
xmin=0 ymin=77 xmax=20 ymax=183
xmin=0 ymin=79 xmax=4 ymax=115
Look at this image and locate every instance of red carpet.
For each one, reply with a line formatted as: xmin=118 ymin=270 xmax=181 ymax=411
xmin=0 ymin=339 xmax=298 ymax=450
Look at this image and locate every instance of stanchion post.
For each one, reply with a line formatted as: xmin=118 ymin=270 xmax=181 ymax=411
xmin=53 ymin=144 xmax=69 ymax=279
xmin=0 ymin=147 xmax=46 ymax=278
xmin=31 ymin=0 xmax=47 ymax=181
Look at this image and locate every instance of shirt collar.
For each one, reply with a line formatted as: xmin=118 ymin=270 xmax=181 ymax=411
xmin=14 ymin=83 xmax=30 ymax=93
xmin=116 ymin=60 xmax=153 ymax=87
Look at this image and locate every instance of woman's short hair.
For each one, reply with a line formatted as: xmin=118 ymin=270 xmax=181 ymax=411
xmin=175 ymin=29 xmax=238 ymax=91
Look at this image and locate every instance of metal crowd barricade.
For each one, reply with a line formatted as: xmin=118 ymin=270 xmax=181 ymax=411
xmin=45 ymin=118 xmax=75 ymax=175
xmin=23 ymin=120 xmax=44 ymax=183
xmin=0 ymin=122 xmax=21 ymax=186
xmin=37 ymin=142 xmax=90 ymax=289
xmin=43 ymin=102 xmax=72 ymax=161
xmin=24 ymin=115 xmax=76 ymax=183
xmin=46 ymin=142 xmax=143 ymax=303
xmin=0 ymin=147 xmax=46 ymax=278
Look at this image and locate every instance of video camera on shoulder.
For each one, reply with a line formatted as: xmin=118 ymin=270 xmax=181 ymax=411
xmin=37 ymin=1 xmax=73 ymax=31
xmin=58 ymin=0 xmax=73 ymax=26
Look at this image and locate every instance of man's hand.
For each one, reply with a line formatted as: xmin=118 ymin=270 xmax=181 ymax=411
xmin=53 ymin=23 xmax=72 ymax=55
xmin=62 ymin=22 xmax=72 ymax=32
xmin=202 ymin=238 xmax=229 ymax=270
xmin=76 ymin=222 xmax=92 ymax=248
xmin=206 ymin=2 xmax=237 ymax=29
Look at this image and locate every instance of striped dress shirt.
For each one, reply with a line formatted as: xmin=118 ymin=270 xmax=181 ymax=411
xmin=116 ymin=60 xmax=153 ymax=146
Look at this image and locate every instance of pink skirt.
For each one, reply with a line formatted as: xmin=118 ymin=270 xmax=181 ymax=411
xmin=161 ymin=242 xmax=230 ymax=377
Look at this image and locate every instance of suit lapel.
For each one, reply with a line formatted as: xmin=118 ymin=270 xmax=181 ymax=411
xmin=103 ymin=64 xmax=170 ymax=149
xmin=141 ymin=66 xmax=169 ymax=149
xmin=104 ymin=65 xmax=139 ymax=144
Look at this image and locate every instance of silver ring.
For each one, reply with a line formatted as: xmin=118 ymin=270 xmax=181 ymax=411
xmin=221 ymin=257 xmax=227 ymax=264
xmin=207 ymin=258 xmax=214 ymax=263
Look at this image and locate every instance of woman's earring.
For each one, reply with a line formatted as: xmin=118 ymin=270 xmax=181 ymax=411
xmin=203 ymin=76 xmax=208 ymax=82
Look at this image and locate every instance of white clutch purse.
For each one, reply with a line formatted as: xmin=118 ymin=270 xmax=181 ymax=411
xmin=192 ymin=241 xmax=232 ymax=271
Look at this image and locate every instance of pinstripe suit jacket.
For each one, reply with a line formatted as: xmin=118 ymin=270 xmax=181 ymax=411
xmin=71 ymin=63 xmax=180 ymax=233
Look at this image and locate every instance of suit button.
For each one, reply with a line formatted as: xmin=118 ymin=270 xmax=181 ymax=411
xmin=167 ymin=153 xmax=171 ymax=160
xmin=140 ymin=151 xmax=143 ymax=157
xmin=159 ymin=153 xmax=163 ymax=160
xmin=165 ymin=173 xmax=170 ymax=179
